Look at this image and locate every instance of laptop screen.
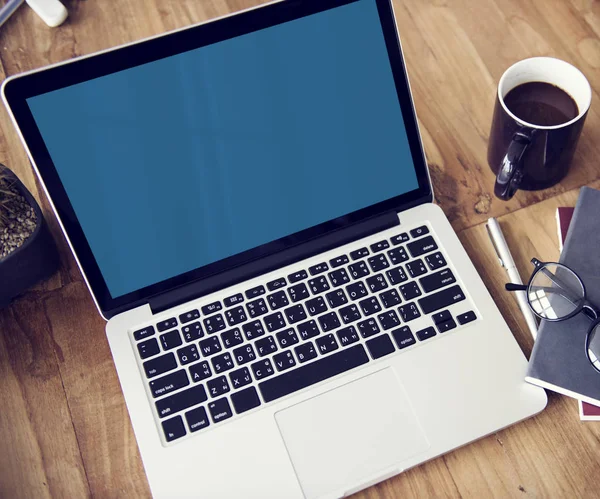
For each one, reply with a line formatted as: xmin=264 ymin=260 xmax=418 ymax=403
xmin=23 ymin=0 xmax=421 ymax=301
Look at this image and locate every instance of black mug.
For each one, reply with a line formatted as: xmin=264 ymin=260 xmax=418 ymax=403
xmin=488 ymin=57 xmax=591 ymax=200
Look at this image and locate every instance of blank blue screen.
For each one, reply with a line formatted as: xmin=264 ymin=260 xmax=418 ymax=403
xmin=27 ymin=0 xmax=418 ymax=298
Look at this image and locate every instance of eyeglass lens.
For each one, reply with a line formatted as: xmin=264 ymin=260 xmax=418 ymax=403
xmin=527 ymin=263 xmax=585 ymax=320
xmin=588 ymin=324 xmax=600 ymax=372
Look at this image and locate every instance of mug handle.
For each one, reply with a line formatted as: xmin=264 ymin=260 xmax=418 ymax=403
xmin=494 ymin=130 xmax=534 ymax=200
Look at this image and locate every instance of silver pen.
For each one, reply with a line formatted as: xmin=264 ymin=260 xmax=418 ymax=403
xmin=0 ymin=0 xmax=25 ymax=28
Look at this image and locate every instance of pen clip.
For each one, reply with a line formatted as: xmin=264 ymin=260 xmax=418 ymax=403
xmin=486 ymin=222 xmax=505 ymax=268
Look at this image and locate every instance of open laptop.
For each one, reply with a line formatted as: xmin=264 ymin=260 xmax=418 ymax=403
xmin=2 ymin=0 xmax=546 ymax=496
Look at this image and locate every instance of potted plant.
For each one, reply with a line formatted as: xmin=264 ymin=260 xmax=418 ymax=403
xmin=0 ymin=164 xmax=59 ymax=308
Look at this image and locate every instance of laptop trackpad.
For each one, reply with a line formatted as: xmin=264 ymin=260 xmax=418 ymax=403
xmin=275 ymin=368 xmax=430 ymax=499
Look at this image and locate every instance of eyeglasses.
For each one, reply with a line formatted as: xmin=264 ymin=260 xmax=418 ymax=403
xmin=505 ymin=258 xmax=600 ymax=374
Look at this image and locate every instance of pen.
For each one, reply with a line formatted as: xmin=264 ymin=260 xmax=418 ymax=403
xmin=0 ymin=0 xmax=25 ymax=29
xmin=486 ymin=217 xmax=539 ymax=340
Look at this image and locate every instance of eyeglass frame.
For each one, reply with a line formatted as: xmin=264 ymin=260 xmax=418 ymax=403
xmin=505 ymin=257 xmax=600 ymax=373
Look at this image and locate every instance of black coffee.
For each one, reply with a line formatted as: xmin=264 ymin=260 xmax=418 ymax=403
xmin=504 ymin=81 xmax=578 ymax=126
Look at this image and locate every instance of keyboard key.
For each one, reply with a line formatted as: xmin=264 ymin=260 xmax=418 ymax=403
xmin=267 ymin=277 xmax=287 ymax=291
xmin=407 ymin=235 xmax=438 ymax=258
xmin=359 ymin=296 xmax=382 ymax=316
xmin=425 ymin=251 xmax=447 ymax=270
xmin=391 ymin=233 xmax=409 ymax=245
xmin=379 ymin=289 xmax=401 ymax=308
xmin=377 ymin=310 xmax=401 ymax=330
xmin=149 ymin=369 xmax=189 ymax=398
xmin=358 ymin=318 xmax=380 ymax=338
xmin=208 ymin=397 xmax=233 ymax=423
xmin=229 ymin=366 xmax=252 ymax=389
xmin=189 ymin=361 xmax=212 ymax=382
xmin=162 ymin=416 xmax=186 ymax=442
xmin=436 ymin=319 xmax=457 ymax=333
xmin=308 ymin=276 xmax=330 ymax=295
xmin=432 ymin=310 xmax=452 ymax=324
xmin=369 ymin=253 xmax=389 ymax=271
xmin=231 ymin=386 xmax=261 ymax=414
xmin=211 ymin=352 xmax=235 ymax=373
xmin=456 ymin=311 xmax=477 ymax=325
xmin=160 ymin=330 xmax=182 ymax=351
xmin=268 ymin=290 xmax=289 ymax=310
xmin=156 ymin=384 xmax=207 ymax=418
xmin=339 ymin=304 xmax=361 ymax=324
xmin=398 ymin=302 xmax=421 ymax=322
xmin=264 ymin=312 xmax=286 ymax=332
xmin=138 ymin=338 xmax=160 ymax=359
xmin=233 ymin=344 xmax=257 ymax=365
xmin=185 ymin=406 xmax=210 ymax=432
xmin=416 ymin=326 xmax=436 ymax=341
xmin=201 ymin=301 xmax=222 ymax=315
xmin=198 ymin=336 xmax=222 ymax=357
xmin=221 ymin=328 xmax=244 ymax=349
xmin=245 ymin=285 xmax=265 ymax=299
xmin=177 ymin=344 xmax=200 ymax=365
xmin=306 ymin=296 xmax=328 ymax=316
xmin=370 ymin=240 xmax=390 ymax=253
xmin=259 ymin=344 xmax=369 ymax=402
xmin=399 ymin=282 xmax=422 ymax=300
xmin=418 ymin=285 xmax=466 ymax=314
xmin=255 ymin=336 xmax=278 ymax=356
xmin=318 ymin=311 xmax=341 ymax=332
xmin=392 ymin=326 xmax=416 ymax=349
xmin=207 ymin=375 xmax=230 ymax=397
xmin=297 ymin=320 xmax=320 ymax=340
xmin=276 ymin=328 xmax=299 ymax=348
xmin=295 ymin=341 xmax=318 ymax=363
xmin=251 ymin=359 xmax=275 ymax=380
xmin=328 ymin=268 xmax=350 ymax=287
xmin=366 ymin=334 xmax=395 ymax=359
xmin=316 ymin=333 xmax=339 ymax=354
xmin=133 ymin=325 xmax=155 ymax=341
xmin=225 ymin=306 xmax=247 ymax=326
xmin=288 ymin=270 xmax=308 ymax=283
xmin=247 ymin=298 xmax=269 ymax=318
xmin=182 ymin=321 xmax=204 ymax=342
xmin=157 ymin=318 xmax=177 ymax=332
xmin=224 ymin=293 xmax=244 ymax=307
xmin=288 ymin=282 xmax=310 ymax=303
xmin=386 ymin=266 xmax=408 ymax=285
xmin=330 ymin=255 xmax=349 ymax=268
xmin=336 ymin=325 xmax=360 ymax=347
xmin=179 ymin=309 xmax=200 ymax=324
xmin=346 ymin=282 xmax=368 ymax=300
xmin=420 ymin=268 xmax=456 ymax=293
xmin=410 ymin=225 xmax=429 ymax=238
xmin=326 ymin=289 xmax=348 ymax=309
xmin=309 ymin=262 xmax=329 ymax=275
xmin=273 ymin=350 xmax=296 ymax=371
xmin=284 ymin=304 xmax=307 ymax=324
xmin=366 ymin=273 xmax=388 ymax=293
xmin=387 ymin=247 xmax=409 ymax=265
xmin=243 ymin=320 xmax=266 ymax=341
xmin=350 ymin=247 xmax=369 ymax=260
xmin=349 ymin=261 xmax=370 ymax=280
xmin=204 ymin=314 xmax=226 ymax=334
xmin=405 ymin=259 xmax=428 ymax=278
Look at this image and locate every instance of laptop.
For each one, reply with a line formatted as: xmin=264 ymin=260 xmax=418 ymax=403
xmin=2 ymin=0 xmax=547 ymax=496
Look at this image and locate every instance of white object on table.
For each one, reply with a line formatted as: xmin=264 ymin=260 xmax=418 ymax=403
xmin=486 ymin=217 xmax=539 ymax=339
xmin=25 ymin=0 xmax=67 ymax=27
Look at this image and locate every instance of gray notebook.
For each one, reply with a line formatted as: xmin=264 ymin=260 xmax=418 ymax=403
xmin=526 ymin=186 xmax=600 ymax=405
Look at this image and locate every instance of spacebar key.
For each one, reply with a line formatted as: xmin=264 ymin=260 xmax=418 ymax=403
xmin=259 ymin=344 xmax=369 ymax=402
xmin=418 ymin=284 xmax=466 ymax=314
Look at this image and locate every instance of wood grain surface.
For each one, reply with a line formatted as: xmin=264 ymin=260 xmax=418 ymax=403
xmin=0 ymin=0 xmax=599 ymax=497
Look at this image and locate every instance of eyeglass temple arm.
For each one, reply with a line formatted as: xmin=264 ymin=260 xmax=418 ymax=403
xmin=505 ymin=283 xmax=527 ymax=291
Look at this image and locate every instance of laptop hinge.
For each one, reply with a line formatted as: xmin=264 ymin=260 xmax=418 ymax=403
xmin=149 ymin=211 xmax=399 ymax=315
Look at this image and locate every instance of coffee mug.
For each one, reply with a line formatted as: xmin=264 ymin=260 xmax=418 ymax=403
xmin=488 ymin=57 xmax=591 ymax=200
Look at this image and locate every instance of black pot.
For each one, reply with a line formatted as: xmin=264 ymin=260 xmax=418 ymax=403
xmin=0 ymin=166 xmax=59 ymax=308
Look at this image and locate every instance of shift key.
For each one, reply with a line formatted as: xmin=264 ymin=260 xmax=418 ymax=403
xmin=418 ymin=285 xmax=465 ymax=314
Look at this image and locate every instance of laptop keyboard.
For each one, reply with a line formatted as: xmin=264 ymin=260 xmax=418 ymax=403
xmin=130 ymin=224 xmax=478 ymax=444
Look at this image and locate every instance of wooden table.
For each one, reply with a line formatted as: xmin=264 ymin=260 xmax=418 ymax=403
xmin=0 ymin=0 xmax=599 ymax=497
